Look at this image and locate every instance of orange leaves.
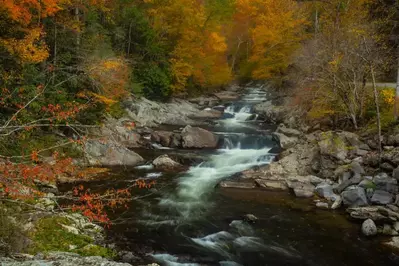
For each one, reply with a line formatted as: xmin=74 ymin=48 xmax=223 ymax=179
xmin=0 ymin=0 xmax=66 ymax=25
xmin=135 ymin=179 xmax=155 ymax=189
xmin=71 ymin=187 xmax=133 ymax=224
xmin=1 ymin=28 xmax=49 ymax=64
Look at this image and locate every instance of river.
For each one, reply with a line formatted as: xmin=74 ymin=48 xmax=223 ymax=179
xmin=67 ymin=86 xmax=399 ymax=265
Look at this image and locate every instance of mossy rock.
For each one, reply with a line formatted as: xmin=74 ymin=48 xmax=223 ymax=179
xmin=29 ymin=216 xmax=114 ymax=258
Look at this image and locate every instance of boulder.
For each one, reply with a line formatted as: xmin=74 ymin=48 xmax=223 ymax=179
xmin=84 ymin=140 xmax=144 ymax=166
xmin=382 ymin=224 xmax=399 ymax=236
xmin=151 ymin=131 xmax=173 ymax=147
xmin=341 ymin=187 xmax=369 ymax=207
xmin=218 ymin=180 xmax=257 ymax=189
xmin=371 ymin=190 xmax=394 ymax=205
xmin=255 ymin=179 xmax=288 ymax=190
xmin=316 ymin=202 xmax=329 ymax=209
xmin=331 ymin=195 xmax=343 ymax=209
xmin=347 ymin=206 xmax=388 ymax=221
xmin=385 ymin=236 xmax=399 ymax=249
xmin=152 ymin=155 xmax=182 ymax=171
xmin=253 ymin=101 xmax=288 ymax=124
xmin=272 ymin=132 xmax=298 ymax=149
xmin=315 ymin=183 xmax=337 ymax=200
xmin=393 ymin=166 xmax=399 ymax=181
xmin=276 ymin=125 xmax=301 ymax=137
xmin=244 ymin=214 xmax=258 ymax=223
xmin=358 ymin=180 xmax=376 ymax=190
xmin=335 ymin=174 xmax=363 ymax=194
xmin=350 ymin=161 xmax=365 ymax=175
xmin=361 ymin=219 xmax=377 ymax=236
xmin=318 ymin=132 xmax=348 ymax=161
xmin=286 ymin=181 xmax=315 ymax=198
xmin=373 ymin=175 xmax=398 ymax=194
xmin=181 ymin=126 xmax=218 ymax=149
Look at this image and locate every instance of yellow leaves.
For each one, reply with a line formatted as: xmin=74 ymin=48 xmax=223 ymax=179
xmin=147 ymin=0 xmax=232 ymax=93
xmin=233 ymin=0 xmax=306 ymax=80
xmin=381 ymin=88 xmax=395 ymax=106
xmin=85 ymin=57 xmax=130 ymax=100
xmin=209 ymin=32 xmax=227 ymax=53
xmin=90 ymin=93 xmax=118 ymax=107
xmin=0 ymin=28 xmax=49 ymax=64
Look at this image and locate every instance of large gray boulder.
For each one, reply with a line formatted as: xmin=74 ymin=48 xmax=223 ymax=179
xmin=341 ymin=187 xmax=369 ymax=207
xmin=361 ymin=219 xmax=377 ymax=236
xmin=253 ymin=101 xmax=288 ymax=124
xmin=84 ymin=140 xmax=144 ymax=166
xmin=272 ymin=133 xmax=298 ymax=149
xmin=318 ymin=132 xmax=348 ymax=161
xmin=152 ymin=155 xmax=182 ymax=171
xmin=181 ymin=126 xmax=218 ymax=148
xmin=371 ymin=190 xmax=394 ymax=205
xmin=373 ymin=175 xmax=398 ymax=194
xmin=315 ymin=183 xmax=336 ymax=200
xmin=151 ymin=131 xmax=173 ymax=147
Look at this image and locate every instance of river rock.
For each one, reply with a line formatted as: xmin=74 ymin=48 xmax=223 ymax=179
xmin=318 ymin=131 xmax=348 ymax=161
xmin=151 ymin=131 xmax=173 ymax=147
xmin=393 ymin=166 xmax=399 ymax=181
xmin=341 ymin=187 xmax=369 ymax=207
xmin=124 ymin=96 xmax=199 ymax=127
xmin=347 ymin=206 xmax=388 ymax=221
xmin=255 ymin=179 xmax=288 ymax=190
xmin=382 ymin=224 xmax=399 ymax=236
xmin=373 ymin=175 xmax=398 ymax=194
xmin=371 ymin=190 xmax=394 ymax=205
xmin=385 ymin=236 xmax=399 ymax=249
xmin=181 ymin=126 xmax=218 ymax=149
xmin=335 ymin=174 xmax=363 ymax=194
xmin=361 ymin=219 xmax=377 ymax=236
xmin=253 ymin=101 xmax=288 ymax=124
xmin=350 ymin=161 xmax=365 ymax=175
xmin=286 ymin=181 xmax=315 ymax=198
xmin=276 ymin=125 xmax=301 ymax=137
xmin=153 ymin=155 xmax=182 ymax=171
xmin=84 ymin=140 xmax=144 ymax=166
xmin=316 ymin=202 xmax=329 ymax=209
xmin=331 ymin=195 xmax=343 ymax=209
xmin=244 ymin=214 xmax=258 ymax=223
xmin=0 ymin=252 xmax=132 ymax=266
xmin=218 ymin=180 xmax=257 ymax=189
xmin=272 ymin=132 xmax=298 ymax=149
xmin=315 ymin=183 xmax=336 ymax=200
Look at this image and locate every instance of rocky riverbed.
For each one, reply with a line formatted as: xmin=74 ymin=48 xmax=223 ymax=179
xmin=6 ymin=82 xmax=399 ymax=265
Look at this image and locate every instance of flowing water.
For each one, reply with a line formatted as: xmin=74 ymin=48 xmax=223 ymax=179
xmin=66 ymin=86 xmax=399 ymax=265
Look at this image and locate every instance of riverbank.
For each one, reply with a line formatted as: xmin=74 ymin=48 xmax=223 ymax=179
xmin=219 ymin=84 xmax=399 ymax=251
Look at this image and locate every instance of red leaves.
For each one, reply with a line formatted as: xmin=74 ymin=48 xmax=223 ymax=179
xmin=41 ymin=102 xmax=86 ymax=122
xmin=70 ymin=187 xmax=132 ymax=225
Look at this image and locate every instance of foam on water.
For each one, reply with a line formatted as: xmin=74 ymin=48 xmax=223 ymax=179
xmin=135 ymin=164 xmax=154 ymax=170
xmin=158 ymin=147 xmax=273 ymax=219
xmin=151 ymin=254 xmax=199 ymax=266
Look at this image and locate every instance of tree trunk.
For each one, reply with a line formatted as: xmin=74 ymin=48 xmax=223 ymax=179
xmin=371 ymin=66 xmax=382 ymax=165
xmin=75 ymin=7 xmax=80 ymax=47
xmin=395 ymin=45 xmax=399 ymax=120
xmin=127 ymin=21 xmax=133 ymax=57
xmin=231 ymin=39 xmax=243 ymax=73
xmin=53 ymin=20 xmax=57 ymax=85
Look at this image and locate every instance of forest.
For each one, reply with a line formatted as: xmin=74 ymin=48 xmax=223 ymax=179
xmin=1 ymin=0 xmax=399 ymax=263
